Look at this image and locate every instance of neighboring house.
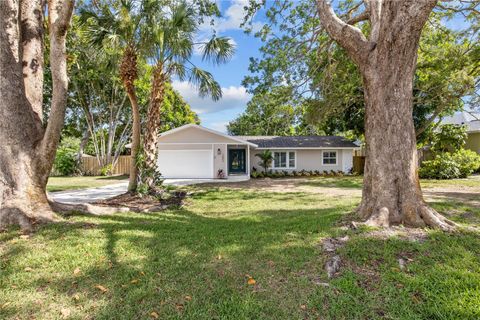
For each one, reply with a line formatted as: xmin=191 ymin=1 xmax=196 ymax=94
xmin=441 ymin=111 xmax=480 ymax=154
xmin=155 ymin=124 xmax=358 ymax=179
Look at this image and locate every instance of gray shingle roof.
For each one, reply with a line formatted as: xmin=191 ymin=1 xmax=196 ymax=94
xmin=236 ymin=136 xmax=358 ymax=148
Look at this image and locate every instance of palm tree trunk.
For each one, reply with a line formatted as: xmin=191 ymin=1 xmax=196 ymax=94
xmin=127 ymin=88 xmax=140 ymax=192
xmin=143 ymin=63 xmax=167 ymax=189
xmin=119 ymin=45 xmax=140 ymax=192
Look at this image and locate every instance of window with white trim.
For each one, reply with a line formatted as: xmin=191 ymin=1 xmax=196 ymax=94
xmin=273 ymin=151 xmax=296 ymax=169
xmin=322 ymin=151 xmax=337 ymax=165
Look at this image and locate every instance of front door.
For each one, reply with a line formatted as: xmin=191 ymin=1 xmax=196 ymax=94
xmin=228 ymin=149 xmax=246 ymax=174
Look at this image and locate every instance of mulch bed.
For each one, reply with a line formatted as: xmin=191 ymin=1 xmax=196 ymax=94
xmin=92 ymin=190 xmax=187 ymax=213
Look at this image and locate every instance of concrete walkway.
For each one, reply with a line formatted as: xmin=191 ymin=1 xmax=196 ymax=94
xmin=50 ymin=182 xmax=128 ymax=204
xmin=49 ymin=177 xmax=250 ymax=204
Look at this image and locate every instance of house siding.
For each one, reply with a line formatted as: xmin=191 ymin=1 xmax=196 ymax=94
xmin=466 ymin=132 xmax=480 ymax=154
xmin=249 ymin=148 xmax=352 ymax=173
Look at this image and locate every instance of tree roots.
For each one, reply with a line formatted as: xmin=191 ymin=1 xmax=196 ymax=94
xmin=0 ymin=199 xmax=129 ymax=232
xmin=358 ymin=203 xmax=456 ymax=232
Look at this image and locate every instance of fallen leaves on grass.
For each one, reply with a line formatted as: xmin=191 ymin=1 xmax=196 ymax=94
xmin=185 ymin=295 xmax=192 ymax=301
xmin=130 ymin=279 xmax=139 ymax=284
xmin=24 ymin=267 xmax=33 ymax=272
xmin=73 ymin=267 xmax=81 ymax=275
xmin=175 ymin=303 xmax=184 ymax=312
xmin=150 ymin=311 xmax=159 ymax=319
xmin=247 ymin=277 xmax=256 ymax=285
xmin=94 ymin=285 xmax=108 ymax=293
xmin=60 ymin=307 xmax=71 ymax=318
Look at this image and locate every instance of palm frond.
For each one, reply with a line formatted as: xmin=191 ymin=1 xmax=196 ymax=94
xmin=189 ymin=67 xmax=222 ymax=101
xmin=201 ymin=36 xmax=235 ymax=65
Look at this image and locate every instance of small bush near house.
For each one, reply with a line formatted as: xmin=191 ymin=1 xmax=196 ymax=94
xmin=453 ymin=149 xmax=480 ymax=177
xmin=251 ymin=171 xmax=261 ymax=178
xmin=53 ymin=137 xmax=80 ymax=176
xmin=419 ymin=150 xmax=480 ymax=179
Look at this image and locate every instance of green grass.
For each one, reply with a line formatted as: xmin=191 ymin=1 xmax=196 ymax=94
xmin=1 ymin=179 xmax=480 ymax=319
xmin=295 ymin=175 xmax=480 ymax=190
xmin=47 ymin=175 xmax=128 ymax=192
xmin=420 ymin=175 xmax=480 ymax=189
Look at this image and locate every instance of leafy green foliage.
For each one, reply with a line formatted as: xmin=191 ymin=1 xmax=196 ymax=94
xmin=53 ymin=137 xmax=81 ymax=176
xmin=453 ymin=149 xmax=480 ymax=177
xmin=430 ymin=124 xmax=468 ymax=153
xmin=228 ymin=87 xmax=302 ymax=135
xmin=419 ymin=149 xmax=480 ymax=179
xmin=99 ymin=164 xmax=114 ymax=176
xmin=135 ymin=149 xmax=164 ymax=194
xmin=241 ymin=1 xmax=479 ymax=140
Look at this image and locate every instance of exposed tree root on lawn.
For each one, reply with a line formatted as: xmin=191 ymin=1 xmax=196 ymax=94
xmin=91 ymin=190 xmax=188 ymax=213
xmin=49 ymin=201 xmax=130 ymax=215
xmin=357 ymin=203 xmax=457 ymax=232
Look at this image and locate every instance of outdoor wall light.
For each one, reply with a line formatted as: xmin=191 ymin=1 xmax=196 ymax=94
xmin=217 ymin=148 xmax=221 ymax=155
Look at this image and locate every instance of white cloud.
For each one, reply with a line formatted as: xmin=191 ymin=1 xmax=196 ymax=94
xmin=200 ymin=0 xmax=264 ymax=33
xmin=172 ymin=80 xmax=251 ymax=114
xmin=208 ymin=121 xmax=230 ymax=133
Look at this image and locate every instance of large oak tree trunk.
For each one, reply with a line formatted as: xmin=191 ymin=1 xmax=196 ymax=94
xmin=1 ymin=0 xmax=74 ymax=231
xmin=317 ymin=0 xmax=455 ymax=230
xmin=143 ymin=63 xmax=166 ymax=189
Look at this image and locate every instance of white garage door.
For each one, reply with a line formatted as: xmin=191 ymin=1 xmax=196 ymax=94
xmin=157 ymin=150 xmax=213 ymax=179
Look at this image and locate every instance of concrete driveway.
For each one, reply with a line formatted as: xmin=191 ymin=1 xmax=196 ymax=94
xmin=49 ymin=178 xmax=249 ymax=204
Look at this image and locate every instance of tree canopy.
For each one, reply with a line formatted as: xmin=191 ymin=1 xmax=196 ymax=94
xmin=239 ymin=0 xmax=479 ymax=141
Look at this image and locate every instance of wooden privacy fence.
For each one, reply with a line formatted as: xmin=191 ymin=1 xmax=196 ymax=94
xmin=81 ymin=155 xmax=131 ymax=175
xmin=352 ymin=156 xmax=365 ymax=174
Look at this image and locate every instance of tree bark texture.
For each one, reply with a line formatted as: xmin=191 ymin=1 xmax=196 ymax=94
xmin=317 ymin=0 xmax=455 ymax=230
xmin=119 ymin=45 xmax=141 ymax=192
xmin=0 ymin=0 xmax=74 ymax=231
xmin=143 ymin=62 xmax=166 ymax=189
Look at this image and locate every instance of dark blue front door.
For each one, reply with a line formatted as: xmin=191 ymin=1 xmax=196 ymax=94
xmin=228 ymin=149 xmax=246 ymax=174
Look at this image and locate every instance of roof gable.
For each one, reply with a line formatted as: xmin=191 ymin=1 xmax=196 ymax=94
xmin=158 ymin=124 xmax=257 ymax=146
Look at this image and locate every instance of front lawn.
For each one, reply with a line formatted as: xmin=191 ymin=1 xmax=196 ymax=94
xmin=47 ymin=175 xmax=128 ymax=192
xmin=1 ymin=177 xmax=479 ymax=319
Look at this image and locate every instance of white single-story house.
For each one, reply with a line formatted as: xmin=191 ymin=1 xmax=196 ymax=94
xmin=155 ymin=124 xmax=359 ymax=180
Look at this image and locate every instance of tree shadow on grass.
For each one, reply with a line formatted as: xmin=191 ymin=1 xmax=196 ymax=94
xmin=311 ymin=230 xmax=480 ymax=319
xmin=3 ymin=186 xmax=479 ymax=319
xmin=4 ymin=201 xmax=351 ymax=319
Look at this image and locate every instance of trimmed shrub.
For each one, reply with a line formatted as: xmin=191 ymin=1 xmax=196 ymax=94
xmin=452 ymin=149 xmax=480 ymax=178
xmin=419 ymin=149 xmax=480 ymax=179
xmin=251 ymin=171 xmax=261 ymax=178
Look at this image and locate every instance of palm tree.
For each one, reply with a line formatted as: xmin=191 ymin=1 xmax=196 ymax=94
xmin=80 ymin=0 xmax=147 ymax=192
xmin=255 ymin=150 xmax=273 ymax=173
xmin=141 ymin=2 xmax=235 ymax=189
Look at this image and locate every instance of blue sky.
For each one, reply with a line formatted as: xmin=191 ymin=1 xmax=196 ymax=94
xmin=172 ymin=0 xmax=265 ymax=132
